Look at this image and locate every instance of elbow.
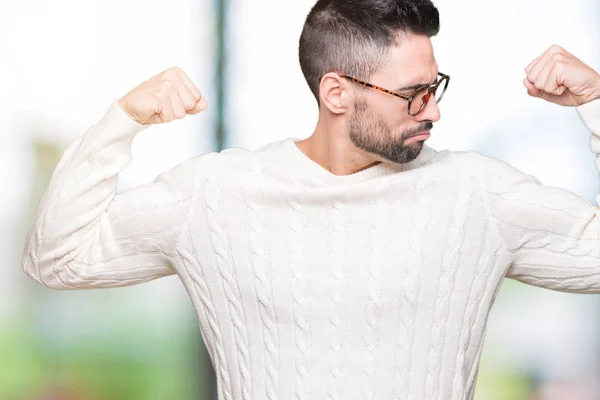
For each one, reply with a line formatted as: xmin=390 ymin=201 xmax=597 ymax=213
xmin=21 ymin=249 xmax=69 ymax=290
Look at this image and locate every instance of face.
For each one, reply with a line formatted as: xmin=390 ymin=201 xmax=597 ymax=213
xmin=348 ymin=33 xmax=441 ymax=164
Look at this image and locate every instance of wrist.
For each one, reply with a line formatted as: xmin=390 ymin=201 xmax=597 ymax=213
xmin=117 ymin=97 xmax=138 ymax=124
xmin=116 ymin=97 xmax=145 ymax=127
xmin=594 ymin=74 xmax=600 ymax=100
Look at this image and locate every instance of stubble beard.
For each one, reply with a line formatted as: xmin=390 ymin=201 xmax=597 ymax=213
xmin=349 ymin=100 xmax=431 ymax=165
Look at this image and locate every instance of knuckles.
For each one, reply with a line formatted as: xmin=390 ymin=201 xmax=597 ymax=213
xmin=550 ymin=52 xmax=565 ymax=64
xmin=159 ymin=79 xmax=175 ymax=91
xmin=547 ymin=44 xmax=565 ymax=55
xmin=162 ymin=66 xmax=183 ymax=79
xmin=159 ymin=67 xmax=183 ymax=89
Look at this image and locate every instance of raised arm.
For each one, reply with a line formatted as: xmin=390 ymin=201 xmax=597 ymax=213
xmin=22 ymin=67 xmax=209 ymax=289
xmin=480 ymin=46 xmax=600 ymax=293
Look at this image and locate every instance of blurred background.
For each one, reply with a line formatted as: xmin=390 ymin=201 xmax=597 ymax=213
xmin=1 ymin=0 xmax=600 ymax=399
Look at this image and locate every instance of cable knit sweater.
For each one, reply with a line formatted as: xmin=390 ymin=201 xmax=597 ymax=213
xmin=22 ymin=99 xmax=600 ymax=400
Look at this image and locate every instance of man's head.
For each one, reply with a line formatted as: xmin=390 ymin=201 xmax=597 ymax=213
xmin=299 ymin=0 xmax=443 ymax=164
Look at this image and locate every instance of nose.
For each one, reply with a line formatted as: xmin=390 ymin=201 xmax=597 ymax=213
xmin=416 ymin=94 xmax=441 ymax=123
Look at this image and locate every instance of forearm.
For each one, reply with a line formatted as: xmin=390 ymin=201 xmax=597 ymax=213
xmin=22 ymin=100 xmax=147 ymax=288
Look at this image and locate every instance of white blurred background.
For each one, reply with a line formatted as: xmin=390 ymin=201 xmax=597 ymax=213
xmin=1 ymin=0 xmax=599 ymax=398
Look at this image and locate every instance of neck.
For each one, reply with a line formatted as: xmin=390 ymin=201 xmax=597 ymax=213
xmin=295 ymin=117 xmax=381 ymax=177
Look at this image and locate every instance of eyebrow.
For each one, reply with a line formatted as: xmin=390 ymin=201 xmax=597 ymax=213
xmin=395 ymin=74 xmax=439 ymax=92
xmin=395 ymin=83 xmax=430 ymax=92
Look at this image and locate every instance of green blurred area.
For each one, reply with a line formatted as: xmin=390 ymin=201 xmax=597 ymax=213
xmin=475 ymin=361 xmax=534 ymax=400
xmin=0 ymin=318 xmax=204 ymax=400
xmin=0 ymin=124 xmax=209 ymax=400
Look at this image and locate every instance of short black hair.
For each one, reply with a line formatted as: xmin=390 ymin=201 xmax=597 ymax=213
xmin=299 ymin=0 xmax=440 ymax=103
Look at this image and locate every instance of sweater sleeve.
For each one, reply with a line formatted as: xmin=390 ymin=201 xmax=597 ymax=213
xmin=22 ymin=100 xmax=201 ymax=290
xmin=478 ymin=99 xmax=600 ymax=293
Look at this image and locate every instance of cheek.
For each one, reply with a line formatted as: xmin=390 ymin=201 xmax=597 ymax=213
xmin=386 ymin=110 xmax=411 ymax=133
xmin=378 ymin=99 xmax=408 ymax=123
xmin=368 ymin=96 xmax=410 ymax=131
xmin=394 ymin=113 xmax=411 ymax=127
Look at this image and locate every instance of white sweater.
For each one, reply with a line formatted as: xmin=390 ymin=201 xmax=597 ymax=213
xmin=22 ymin=99 xmax=600 ymax=400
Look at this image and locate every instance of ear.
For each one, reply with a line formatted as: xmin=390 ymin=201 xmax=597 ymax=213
xmin=319 ymin=73 xmax=350 ymax=114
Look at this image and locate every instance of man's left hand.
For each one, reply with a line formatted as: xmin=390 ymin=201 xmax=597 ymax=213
xmin=524 ymin=45 xmax=600 ymax=107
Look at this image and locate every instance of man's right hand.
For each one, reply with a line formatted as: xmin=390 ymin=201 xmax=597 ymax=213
xmin=118 ymin=67 xmax=208 ymax=125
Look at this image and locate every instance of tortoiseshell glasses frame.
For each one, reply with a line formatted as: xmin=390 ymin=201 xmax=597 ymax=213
xmin=339 ymin=72 xmax=450 ymax=117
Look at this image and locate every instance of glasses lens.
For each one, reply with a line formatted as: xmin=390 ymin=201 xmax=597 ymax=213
xmin=434 ymin=77 xmax=448 ymax=104
xmin=408 ymin=76 xmax=449 ymax=116
xmin=409 ymin=87 xmax=430 ymax=116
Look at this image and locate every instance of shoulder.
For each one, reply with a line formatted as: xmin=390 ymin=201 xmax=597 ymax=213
xmin=409 ymin=146 xmax=541 ymax=190
xmin=193 ymin=138 xmax=290 ymax=180
xmin=411 ymin=145 xmax=477 ymax=171
xmin=466 ymin=150 xmax=542 ymax=188
xmin=214 ymin=138 xmax=287 ymax=163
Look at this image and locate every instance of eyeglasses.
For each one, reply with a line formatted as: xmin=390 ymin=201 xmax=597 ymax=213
xmin=339 ymin=72 xmax=450 ymax=117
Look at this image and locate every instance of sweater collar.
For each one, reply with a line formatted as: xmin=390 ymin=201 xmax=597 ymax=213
xmin=282 ymin=137 xmax=434 ymax=184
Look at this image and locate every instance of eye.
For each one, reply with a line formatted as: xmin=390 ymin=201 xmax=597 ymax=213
xmin=402 ymin=86 xmax=428 ymax=98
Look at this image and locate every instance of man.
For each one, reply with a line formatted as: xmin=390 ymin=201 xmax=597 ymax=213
xmin=21 ymin=0 xmax=600 ymax=399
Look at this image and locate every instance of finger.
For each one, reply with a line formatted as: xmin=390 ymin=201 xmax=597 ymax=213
xmin=524 ymin=77 xmax=561 ymax=104
xmin=170 ymin=91 xmax=187 ymax=119
xmin=188 ymin=97 xmax=209 ymax=115
xmin=534 ymin=62 xmax=553 ymax=91
xmin=149 ymin=96 xmax=161 ymax=120
xmin=555 ymin=85 xmax=567 ymax=96
xmin=523 ymin=77 xmax=542 ymax=97
xmin=541 ymin=63 xmax=567 ymax=96
xmin=527 ymin=52 xmax=552 ymax=84
xmin=158 ymin=96 xmax=175 ymax=123
xmin=178 ymin=86 xmax=198 ymax=112
xmin=177 ymin=69 xmax=203 ymax=102
xmin=527 ymin=45 xmax=568 ymax=83
xmin=525 ymin=54 xmax=543 ymax=75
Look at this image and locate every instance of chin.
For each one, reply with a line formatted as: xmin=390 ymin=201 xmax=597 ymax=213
xmin=394 ymin=142 xmax=424 ymax=164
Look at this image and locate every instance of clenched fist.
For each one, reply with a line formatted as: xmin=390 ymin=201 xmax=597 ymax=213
xmin=524 ymin=45 xmax=600 ymax=107
xmin=118 ymin=67 xmax=208 ymax=125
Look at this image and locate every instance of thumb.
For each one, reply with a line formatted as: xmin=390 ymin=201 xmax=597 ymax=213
xmin=189 ymin=97 xmax=209 ymax=115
